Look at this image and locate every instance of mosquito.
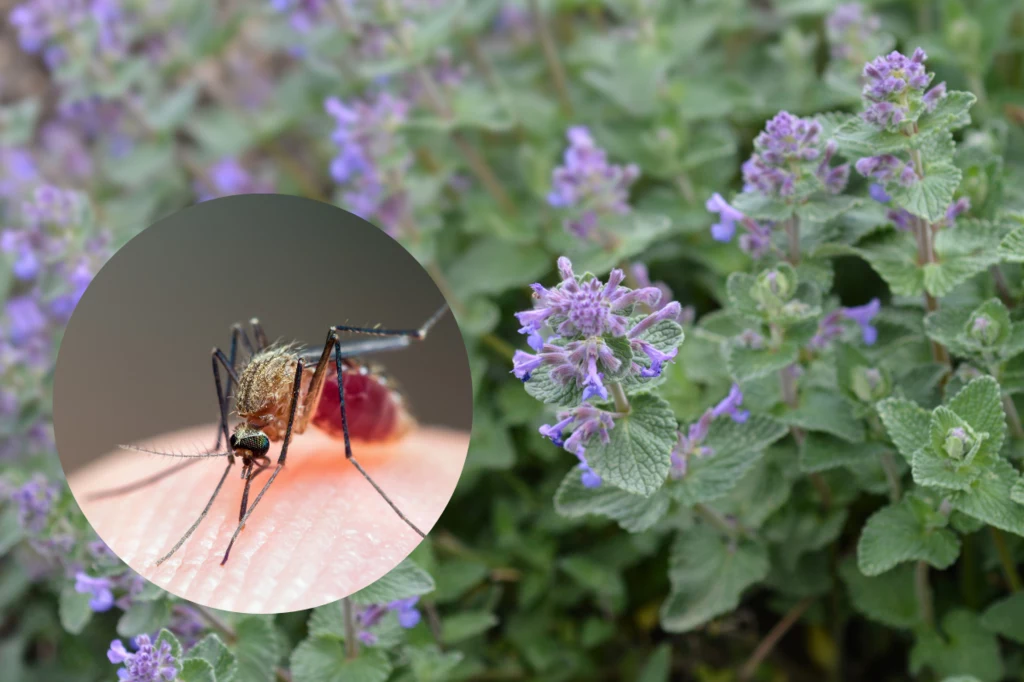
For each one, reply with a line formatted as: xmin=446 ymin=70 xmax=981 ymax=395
xmin=86 ymin=304 xmax=450 ymax=566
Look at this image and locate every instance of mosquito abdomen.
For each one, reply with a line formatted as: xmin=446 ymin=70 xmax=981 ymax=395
xmin=312 ymin=364 xmax=411 ymax=442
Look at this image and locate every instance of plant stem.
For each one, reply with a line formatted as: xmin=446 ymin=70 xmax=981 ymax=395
xmin=739 ymin=597 xmax=814 ymax=681
xmin=880 ymin=451 xmax=902 ymax=503
xmin=193 ymin=604 xmax=237 ymax=642
xmin=610 ymin=381 xmax=631 ymax=413
xmin=908 ymin=144 xmax=949 ymax=365
xmin=1004 ymin=393 xmax=1024 ymax=439
xmin=915 ymin=561 xmax=934 ymax=628
xmin=991 ymin=265 xmax=1015 ymax=307
xmin=785 ymin=214 xmax=800 ymax=265
xmin=528 ymin=0 xmax=572 ymax=115
xmin=343 ymin=598 xmax=358 ymax=659
xmin=990 ymin=527 xmax=1023 ymax=593
xmin=695 ymin=503 xmax=741 ymax=538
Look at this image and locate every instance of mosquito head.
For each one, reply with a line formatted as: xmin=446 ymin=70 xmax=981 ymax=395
xmin=229 ymin=425 xmax=270 ymax=459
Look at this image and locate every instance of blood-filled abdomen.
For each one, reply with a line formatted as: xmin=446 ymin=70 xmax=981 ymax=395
xmin=312 ymin=363 xmax=411 ymax=442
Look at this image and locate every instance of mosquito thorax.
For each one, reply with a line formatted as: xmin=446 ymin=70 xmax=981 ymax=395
xmin=230 ymin=427 xmax=271 ymax=459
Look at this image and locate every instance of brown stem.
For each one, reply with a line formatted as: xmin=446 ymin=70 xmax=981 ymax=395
xmin=610 ymin=382 xmax=631 ymax=414
xmin=992 ymin=265 xmax=1015 ymax=307
xmin=739 ymin=597 xmax=815 ymax=681
xmin=1004 ymin=393 xmax=1024 ymax=440
xmin=916 ymin=561 xmax=934 ymax=628
xmin=785 ymin=215 xmax=800 ymax=265
xmin=991 ymin=527 xmax=1023 ymax=593
xmin=528 ymin=0 xmax=572 ymax=115
xmin=193 ymin=604 xmax=237 ymax=642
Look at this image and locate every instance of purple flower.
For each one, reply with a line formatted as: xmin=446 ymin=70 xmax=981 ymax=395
xmin=196 ymin=158 xmax=274 ymax=201
xmin=6 ymin=295 xmax=47 ymax=346
xmin=629 ymin=262 xmax=685 ymax=318
xmin=742 ymin=111 xmax=849 ymax=197
xmin=861 ymin=48 xmax=936 ymax=130
xmin=540 ymin=405 xmax=615 ymax=488
xmin=855 ymin=154 xmax=918 ymax=186
xmin=843 ymin=298 xmax=881 ymax=345
xmin=706 ymin=193 xmax=774 ymax=258
xmin=108 ymin=634 xmax=178 ymax=682
xmin=826 ymin=3 xmax=882 ymax=61
xmin=923 ymin=81 xmax=947 ymax=112
xmin=709 ymin=384 xmax=750 ymax=423
xmin=868 ymin=183 xmax=891 ymax=203
xmin=270 ymin=0 xmax=329 ymax=33
xmin=671 ymin=384 xmax=750 ymax=478
xmin=325 ymin=93 xmax=412 ymax=236
xmin=388 ymin=596 xmax=422 ymax=628
xmin=354 ymin=596 xmax=422 ymax=644
xmin=944 ymin=197 xmax=970 ymax=226
xmin=548 ymin=126 xmax=639 ymax=239
xmin=12 ymin=475 xmax=58 ymax=533
xmin=75 ymin=572 xmax=115 ymax=612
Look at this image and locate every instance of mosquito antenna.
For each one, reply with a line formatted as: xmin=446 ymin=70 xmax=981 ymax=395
xmin=334 ymin=338 xmax=426 ymax=538
xmin=155 ymin=460 xmax=234 ymax=566
xmin=417 ymin=303 xmax=449 ymax=339
xmin=118 ymin=444 xmax=232 ymax=459
xmin=86 ymin=459 xmax=201 ymax=501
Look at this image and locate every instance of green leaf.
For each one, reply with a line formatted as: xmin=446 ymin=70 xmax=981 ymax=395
xmin=998 ymin=226 xmax=1024 ymax=262
xmin=726 ymin=342 xmax=800 ymax=383
xmin=189 ymin=634 xmax=238 ymax=682
xmin=142 ymin=84 xmax=200 ymax=131
xmin=672 ymin=415 xmax=787 ymax=506
xmin=796 ymin=195 xmax=863 ymax=223
xmin=447 ymin=238 xmax=550 ymax=298
xmin=351 ymin=558 xmax=435 ymax=606
xmin=178 ymin=659 xmax=216 ymax=682
xmin=917 ymin=91 xmax=977 ymax=136
xmin=117 ymin=599 xmax=171 ymax=638
xmin=782 ymin=391 xmax=865 ymax=442
xmin=834 ymin=115 xmax=911 ymax=157
xmin=155 ymin=629 xmax=183 ymax=664
xmin=925 ymin=219 xmax=1003 ymax=297
xmin=877 ymin=396 xmax=935 ymax=463
xmin=660 ymin=526 xmax=769 ymax=633
xmin=584 ymin=393 xmax=677 ymax=497
xmin=890 ymin=162 xmax=961 ymax=223
xmin=857 ymin=495 xmax=960 ymax=575
xmin=440 ymin=611 xmax=498 ymax=644
xmin=730 ymin=191 xmax=793 ymax=221
xmin=291 ymin=638 xmax=391 ymax=682
xmin=949 ymin=376 xmax=1006 ymax=453
xmin=102 ymin=142 xmax=177 ymax=188
xmin=851 ymin=232 xmax=924 ymax=296
xmin=234 ymin=616 xmax=282 ymax=682
xmin=523 ymin=357 xmax=583 ymax=408
xmin=57 ymin=586 xmax=93 ymax=635
xmin=839 ymin=559 xmax=920 ymax=629
xmin=910 ymin=610 xmax=1004 ymax=682
xmin=799 ymin=434 xmax=891 ymax=473
xmin=949 ymin=460 xmax=1024 ymax=537
xmin=637 ymin=643 xmax=672 ymax=682
xmin=981 ymin=593 xmax=1024 ymax=644
xmin=554 ymin=469 xmax=670 ymax=532
xmin=406 ymin=645 xmax=465 ymax=682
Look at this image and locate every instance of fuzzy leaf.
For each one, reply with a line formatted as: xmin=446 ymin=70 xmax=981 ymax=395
xmin=730 ymin=191 xmax=793 ymax=221
xmin=782 ymin=392 xmax=865 ymax=443
xmin=117 ymin=599 xmax=171 ymax=638
xmin=584 ymin=393 xmax=678 ymax=497
xmin=351 ymin=559 xmax=436 ymax=606
xmin=796 ymin=195 xmax=863 ymax=223
xmin=877 ymin=396 xmax=937 ymax=463
xmin=726 ymin=342 xmax=800 ymax=383
xmin=853 ymin=232 xmax=924 ymax=296
xmin=523 ymin=358 xmax=584 ymax=408
xmin=910 ymin=610 xmax=1004 ymax=682
xmin=178 ymin=659 xmax=216 ymax=682
xmin=925 ymin=219 xmax=1004 ymax=297
xmin=948 ymin=376 xmax=1007 ymax=459
xmin=554 ymin=469 xmax=670 ymax=532
xmin=980 ymin=593 xmax=1024 ymax=644
xmin=660 ymin=526 xmax=769 ymax=633
xmin=58 ymin=586 xmax=93 ymax=635
xmin=799 ymin=434 xmax=891 ymax=473
xmin=447 ymin=238 xmax=550 ymax=298
xmin=440 ymin=611 xmax=498 ymax=644
xmin=291 ymin=639 xmax=391 ymax=682
xmin=917 ymin=91 xmax=977 ymax=136
xmin=839 ymin=559 xmax=919 ymax=629
xmin=235 ymin=616 xmax=282 ymax=682
xmin=672 ymin=415 xmax=787 ymax=506
xmin=949 ymin=460 xmax=1024 ymax=537
xmin=857 ymin=496 xmax=960 ymax=575
xmin=189 ymin=634 xmax=238 ymax=682
xmin=833 ymin=116 xmax=910 ymax=157
xmin=998 ymin=226 xmax=1024 ymax=263
xmin=890 ymin=162 xmax=961 ymax=224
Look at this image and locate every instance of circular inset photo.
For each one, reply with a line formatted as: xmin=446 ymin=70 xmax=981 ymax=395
xmin=54 ymin=195 xmax=472 ymax=613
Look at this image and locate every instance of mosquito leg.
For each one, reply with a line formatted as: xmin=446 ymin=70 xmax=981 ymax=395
xmin=86 ymin=459 xmax=202 ymax=501
xmin=237 ymin=457 xmax=270 ymax=524
xmin=250 ymin=318 xmax=268 ymax=352
xmin=211 ymin=349 xmax=238 ymax=459
xmin=213 ymin=327 xmax=248 ymax=451
xmin=332 ymin=335 xmax=426 ymax=538
xmin=331 ymin=303 xmax=448 ymax=342
xmin=220 ymin=359 xmax=304 ymax=566
xmin=154 ymin=459 xmax=234 ymax=566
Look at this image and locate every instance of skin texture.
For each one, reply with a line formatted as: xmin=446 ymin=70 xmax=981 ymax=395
xmin=68 ymin=423 xmax=468 ymax=613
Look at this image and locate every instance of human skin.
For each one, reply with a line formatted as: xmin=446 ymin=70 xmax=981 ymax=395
xmin=68 ymin=423 xmax=468 ymax=613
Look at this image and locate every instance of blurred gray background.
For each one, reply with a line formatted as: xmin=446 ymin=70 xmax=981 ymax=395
xmin=54 ymin=195 xmax=472 ymax=473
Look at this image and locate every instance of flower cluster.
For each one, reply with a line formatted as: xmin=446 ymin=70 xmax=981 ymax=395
xmin=270 ymin=0 xmax=329 ymax=33
xmin=512 ymin=257 xmax=681 ymax=398
xmin=325 ymin=93 xmax=413 ymax=236
xmin=706 ymin=193 xmax=772 ymax=258
xmin=10 ymin=0 xmax=128 ymax=69
xmin=809 ymin=298 xmax=882 ymax=349
xmin=670 ymin=384 xmax=749 ymax=478
xmin=356 ymin=597 xmax=422 ymax=644
xmin=741 ymin=111 xmax=849 ymax=197
xmin=195 ymin=158 xmax=275 ymax=201
xmin=548 ymin=126 xmax=640 ymax=239
xmin=107 ymin=634 xmax=179 ymax=682
xmin=855 ymin=154 xmax=918 ymax=187
xmin=539 ymin=405 xmax=614 ymax=488
xmin=12 ymin=474 xmax=58 ymax=533
xmin=861 ymin=48 xmax=947 ymax=129
xmin=826 ymin=3 xmax=882 ymax=63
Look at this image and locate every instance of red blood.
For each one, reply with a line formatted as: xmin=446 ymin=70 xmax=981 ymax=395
xmin=312 ymin=363 xmax=402 ymax=442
